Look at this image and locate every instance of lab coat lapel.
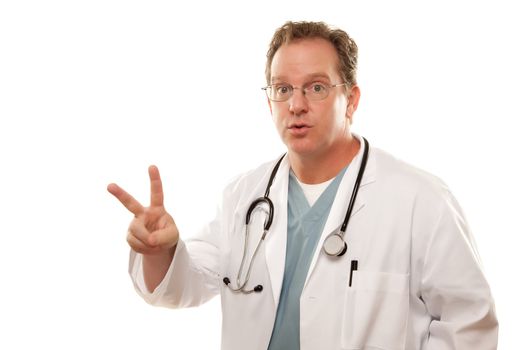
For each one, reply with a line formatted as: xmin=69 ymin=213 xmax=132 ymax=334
xmin=264 ymin=155 xmax=290 ymax=310
xmin=304 ymin=149 xmax=377 ymax=285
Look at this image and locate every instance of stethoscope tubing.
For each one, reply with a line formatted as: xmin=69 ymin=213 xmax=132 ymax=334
xmin=340 ymin=137 xmax=369 ymax=233
xmin=224 ymin=138 xmax=369 ymax=293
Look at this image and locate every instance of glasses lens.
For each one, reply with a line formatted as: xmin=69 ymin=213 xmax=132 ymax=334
xmin=268 ymin=84 xmax=291 ymax=101
xmin=305 ymin=83 xmax=329 ymax=101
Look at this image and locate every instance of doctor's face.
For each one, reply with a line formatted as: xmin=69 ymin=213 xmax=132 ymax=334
xmin=268 ymin=38 xmax=359 ymax=159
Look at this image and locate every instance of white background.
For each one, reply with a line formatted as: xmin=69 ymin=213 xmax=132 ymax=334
xmin=1 ymin=0 xmax=523 ymax=348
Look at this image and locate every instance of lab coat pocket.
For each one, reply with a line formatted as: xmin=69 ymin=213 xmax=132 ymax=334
xmin=341 ymin=271 xmax=409 ymax=350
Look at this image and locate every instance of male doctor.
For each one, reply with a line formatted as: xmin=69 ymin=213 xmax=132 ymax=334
xmin=108 ymin=21 xmax=498 ymax=349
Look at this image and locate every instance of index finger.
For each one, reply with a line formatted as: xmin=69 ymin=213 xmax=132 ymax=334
xmin=107 ymin=183 xmax=145 ymax=216
xmin=149 ymin=165 xmax=164 ymax=208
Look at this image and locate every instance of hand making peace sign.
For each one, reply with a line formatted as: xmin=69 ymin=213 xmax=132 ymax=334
xmin=107 ymin=165 xmax=179 ymax=256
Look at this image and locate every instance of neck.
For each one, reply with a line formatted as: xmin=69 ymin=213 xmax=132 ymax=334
xmin=289 ymin=135 xmax=360 ymax=184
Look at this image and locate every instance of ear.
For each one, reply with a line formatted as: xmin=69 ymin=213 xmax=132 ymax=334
xmin=346 ymin=85 xmax=361 ymax=119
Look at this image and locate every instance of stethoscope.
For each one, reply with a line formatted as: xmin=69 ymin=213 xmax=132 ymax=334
xmin=223 ymin=138 xmax=369 ymax=294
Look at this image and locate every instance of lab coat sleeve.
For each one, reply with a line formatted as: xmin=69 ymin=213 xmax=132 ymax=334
xmin=128 ymin=209 xmax=222 ymax=309
xmin=417 ymin=188 xmax=498 ymax=349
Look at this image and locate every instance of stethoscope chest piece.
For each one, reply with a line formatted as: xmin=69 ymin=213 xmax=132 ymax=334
xmin=323 ymin=232 xmax=348 ymax=257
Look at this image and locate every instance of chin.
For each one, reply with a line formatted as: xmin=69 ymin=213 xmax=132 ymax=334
xmin=286 ymin=141 xmax=318 ymax=157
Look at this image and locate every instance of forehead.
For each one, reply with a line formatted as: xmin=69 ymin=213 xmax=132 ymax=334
xmin=270 ymin=38 xmax=341 ymax=83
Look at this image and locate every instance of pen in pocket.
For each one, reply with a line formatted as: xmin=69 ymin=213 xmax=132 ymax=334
xmin=348 ymin=260 xmax=358 ymax=287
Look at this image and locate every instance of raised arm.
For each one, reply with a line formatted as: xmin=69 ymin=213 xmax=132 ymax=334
xmin=108 ymin=165 xmax=179 ymax=292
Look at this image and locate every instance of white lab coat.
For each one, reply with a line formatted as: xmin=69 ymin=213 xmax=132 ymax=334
xmin=129 ymin=145 xmax=498 ymax=350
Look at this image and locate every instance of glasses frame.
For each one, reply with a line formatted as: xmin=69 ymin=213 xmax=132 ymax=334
xmin=261 ymin=82 xmax=348 ymax=102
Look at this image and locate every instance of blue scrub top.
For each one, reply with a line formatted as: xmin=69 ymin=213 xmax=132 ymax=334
xmin=267 ymin=166 xmax=348 ymax=350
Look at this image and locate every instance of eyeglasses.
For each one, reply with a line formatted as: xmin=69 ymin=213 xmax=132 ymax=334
xmin=261 ymin=82 xmax=347 ymax=102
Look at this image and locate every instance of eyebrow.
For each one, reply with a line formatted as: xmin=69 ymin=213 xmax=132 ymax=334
xmin=271 ymin=73 xmax=331 ymax=83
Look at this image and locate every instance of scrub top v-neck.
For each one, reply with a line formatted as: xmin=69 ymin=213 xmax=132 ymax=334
xmin=267 ymin=165 xmax=348 ymax=350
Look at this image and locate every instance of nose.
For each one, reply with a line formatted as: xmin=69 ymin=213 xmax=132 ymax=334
xmin=288 ymin=88 xmax=308 ymax=116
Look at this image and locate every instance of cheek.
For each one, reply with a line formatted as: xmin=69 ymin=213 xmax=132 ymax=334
xmin=332 ymin=98 xmax=351 ymax=123
xmin=271 ymin=111 xmax=280 ymax=127
xmin=271 ymin=105 xmax=287 ymax=125
xmin=335 ymin=95 xmax=349 ymax=113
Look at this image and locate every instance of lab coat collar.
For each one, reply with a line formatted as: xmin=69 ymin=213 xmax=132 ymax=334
xmin=264 ymin=155 xmax=289 ymax=309
xmin=304 ymin=134 xmax=377 ymax=285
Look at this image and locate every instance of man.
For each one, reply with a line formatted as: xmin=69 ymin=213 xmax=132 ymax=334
xmin=108 ymin=21 xmax=498 ymax=349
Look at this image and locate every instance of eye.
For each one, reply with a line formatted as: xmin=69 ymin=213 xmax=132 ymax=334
xmin=310 ymin=83 xmax=327 ymax=94
xmin=275 ymin=84 xmax=291 ymax=95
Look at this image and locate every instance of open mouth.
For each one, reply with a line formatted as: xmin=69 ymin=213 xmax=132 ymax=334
xmin=289 ymin=124 xmax=310 ymax=130
xmin=287 ymin=124 xmax=311 ymax=135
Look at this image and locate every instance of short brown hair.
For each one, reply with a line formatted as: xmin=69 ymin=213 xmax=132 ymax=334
xmin=265 ymin=21 xmax=358 ymax=86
